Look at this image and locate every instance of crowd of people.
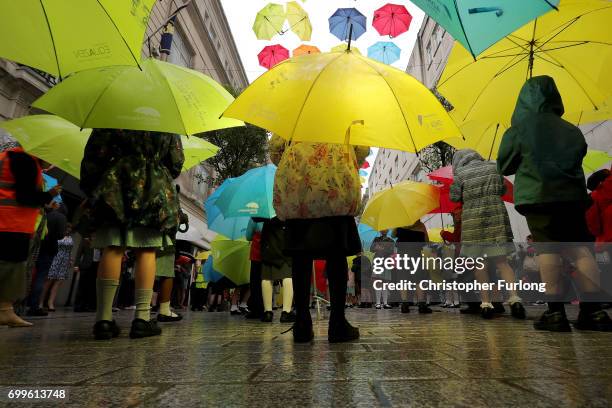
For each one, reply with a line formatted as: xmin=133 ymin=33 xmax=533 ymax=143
xmin=0 ymin=76 xmax=611 ymax=341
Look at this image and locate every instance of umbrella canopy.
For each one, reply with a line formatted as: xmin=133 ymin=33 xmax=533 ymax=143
xmin=205 ymin=180 xmax=251 ymax=239
xmin=293 ymin=44 xmax=321 ymax=57
xmin=358 ymin=223 xmax=379 ymax=250
xmin=367 ymin=41 xmax=401 ymax=65
xmin=438 ymin=0 xmax=612 ymax=132
xmin=211 ymin=238 xmax=251 ymax=286
xmin=427 ymin=165 xmax=514 ymax=203
xmin=32 ymin=58 xmax=243 ymax=136
xmin=446 ymin=121 xmax=507 ymax=160
xmin=286 ymin=1 xmax=312 ymax=41
xmin=330 ymin=44 xmax=361 ymax=55
xmin=583 ymin=150 xmax=612 ymax=174
xmin=361 ymin=181 xmax=440 ymax=231
xmin=410 ymin=0 xmax=559 ymax=57
xmin=372 ymin=4 xmax=413 ymax=38
xmin=429 ymin=184 xmax=462 ymax=214
xmin=361 ymin=161 xmax=370 ymax=169
xmin=258 ymin=44 xmax=290 ymax=70
xmin=329 ymin=8 xmax=368 ymax=41
xmin=214 ymin=164 xmax=276 ymax=219
xmin=0 ymin=0 xmax=155 ymax=78
xmin=181 ymin=136 xmax=220 ymax=172
xmin=223 ymin=51 xmax=460 ymax=152
xmin=203 ymin=256 xmax=223 ymax=283
xmin=428 ymin=227 xmax=455 ymax=243
xmin=253 ymin=3 xmax=286 ymax=40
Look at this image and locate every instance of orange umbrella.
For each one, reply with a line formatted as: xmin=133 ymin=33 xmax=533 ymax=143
xmin=293 ymin=44 xmax=321 ymax=57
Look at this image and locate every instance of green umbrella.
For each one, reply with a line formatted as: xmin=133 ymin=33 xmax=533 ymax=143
xmin=583 ymin=150 xmax=612 ymax=174
xmin=32 ymin=58 xmax=243 ymax=136
xmin=0 ymin=0 xmax=155 ymax=78
xmin=0 ymin=115 xmax=219 ymax=178
xmin=253 ymin=3 xmax=286 ymax=40
xmin=410 ymin=0 xmax=558 ymax=57
xmin=211 ymin=238 xmax=251 ymax=285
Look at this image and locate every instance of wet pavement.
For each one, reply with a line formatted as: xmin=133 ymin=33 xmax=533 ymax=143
xmin=1 ymin=305 xmax=611 ymax=407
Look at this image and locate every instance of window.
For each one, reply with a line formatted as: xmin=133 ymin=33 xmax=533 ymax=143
xmin=169 ymin=27 xmax=194 ymax=68
xmin=425 ymin=40 xmax=434 ymax=68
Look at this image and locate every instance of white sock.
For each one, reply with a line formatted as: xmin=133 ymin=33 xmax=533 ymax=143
xmin=239 ymin=302 xmax=248 ymax=308
xmin=508 ymin=295 xmax=522 ymax=305
xmin=159 ymin=301 xmax=178 ymax=317
xmin=480 ymin=302 xmax=494 ymax=309
xmin=230 ymin=304 xmax=239 ymax=312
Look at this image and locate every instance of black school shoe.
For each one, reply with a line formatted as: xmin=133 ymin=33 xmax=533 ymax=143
xmin=460 ymin=303 xmax=481 ymax=314
xmin=261 ymin=311 xmax=273 ymax=322
xmin=574 ymin=310 xmax=612 ymax=331
xmin=418 ymin=303 xmax=433 ymax=314
xmin=400 ymin=303 xmax=410 ymax=313
xmin=533 ymin=310 xmax=572 ymax=332
xmin=492 ymin=302 xmax=506 ymax=314
xmin=510 ymin=302 xmax=527 ymax=319
xmin=280 ymin=311 xmax=296 ymax=323
xmin=481 ymin=306 xmax=495 ymax=319
xmin=129 ymin=319 xmax=162 ymax=339
xmin=93 ymin=320 xmax=121 ymax=340
xmin=156 ymin=313 xmax=183 ymax=322
xmin=328 ymin=318 xmax=360 ymax=343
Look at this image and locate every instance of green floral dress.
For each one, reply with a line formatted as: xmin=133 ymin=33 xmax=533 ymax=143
xmin=80 ymin=129 xmax=184 ymax=249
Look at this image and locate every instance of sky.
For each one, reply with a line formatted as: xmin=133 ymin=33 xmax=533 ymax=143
xmin=220 ymin=0 xmax=426 ymax=189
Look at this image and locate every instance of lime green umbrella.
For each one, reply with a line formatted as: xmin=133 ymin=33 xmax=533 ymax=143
xmin=0 ymin=115 xmax=219 ymax=178
xmin=211 ymin=237 xmax=251 ymax=285
xmin=0 ymin=0 xmax=155 ymax=78
xmin=253 ymin=3 xmax=286 ymax=40
xmin=286 ymin=1 xmax=312 ymax=41
xmin=32 ymin=58 xmax=243 ymax=136
xmin=583 ymin=150 xmax=612 ymax=174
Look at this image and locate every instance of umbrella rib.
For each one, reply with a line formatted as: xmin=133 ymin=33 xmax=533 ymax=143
xmin=80 ymin=68 xmax=126 ymax=129
xmin=38 ymin=0 xmax=62 ymax=79
xmin=288 ymin=53 xmax=345 ymax=141
xmin=453 ymin=0 xmax=476 ymax=59
xmin=358 ymin=58 xmax=419 ymax=153
xmin=95 ymin=0 xmax=142 ymax=71
xmin=541 ymin=0 xmax=559 ymax=11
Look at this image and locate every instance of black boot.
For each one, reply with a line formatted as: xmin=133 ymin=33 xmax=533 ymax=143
xmin=327 ymin=256 xmax=359 ymax=343
xmin=291 ymin=256 xmax=314 ymax=343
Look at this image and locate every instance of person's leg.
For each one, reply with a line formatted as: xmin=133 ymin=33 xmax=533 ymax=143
xmin=158 ymin=277 xmax=181 ymax=321
xmin=262 ymin=280 xmax=274 ymax=312
xmin=291 ymin=255 xmax=313 ymax=342
xmin=239 ymin=287 xmax=250 ymax=311
xmin=494 ymin=257 xmax=526 ymax=318
xmin=246 ymin=261 xmax=263 ymax=318
xmin=326 ymin=256 xmax=359 ymax=342
xmin=474 ymin=264 xmax=494 ymax=318
xmin=382 ymin=288 xmax=390 ymax=307
xmin=39 ymin=279 xmax=52 ymax=309
xmin=129 ymin=248 xmax=161 ymax=338
xmin=48 ymin=280 xmax=63 ymax=310
xmin=282 ymin=277 xmax=294 ymax=313
xmin=0 ymin=261 xmax=32 ymax=327
xmin=28 ymin=254 xmax=52 ymax=313
xmin=92 ymin=247 xmax=123 ymax=339
xmin=230 ymin=288 xmax=240 ymax=314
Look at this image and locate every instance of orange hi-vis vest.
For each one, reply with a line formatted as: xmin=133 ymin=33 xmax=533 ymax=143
xmin=0 ymin=147 xmax=43 ymax=235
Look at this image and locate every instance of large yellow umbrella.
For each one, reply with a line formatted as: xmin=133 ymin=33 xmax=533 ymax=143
xmin=361 ymin=181 xmax=440 ymax=231
xmin=330 ymin=44 xmax=361 ymax=55
xmin=438 ymin=0 xmax=612 ymax=150
xmin=253 ymin=3 xmax=286 ymax=40
xmin=0 ymin=0 xmax=155 ymax=78
xmin=223 ymin=51 xmax=461 ymax=152
xmin=32 ymin=58 xmax=243 ymax=136
xmin=286 ymin=1 xmax=312 ymax=41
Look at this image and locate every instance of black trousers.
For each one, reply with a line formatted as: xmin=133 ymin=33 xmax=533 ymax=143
xmin=247 ymin=261 xmax=263 ymax=315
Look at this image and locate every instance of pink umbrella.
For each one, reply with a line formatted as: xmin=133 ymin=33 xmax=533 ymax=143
xmin=361 ymin=160 xmax=370 ymax=169
xmin=258 ymin=45 xmax=289 ymax=70
xmin=372 ymin=4 xmax=412 ymax=38
xmin=427 ymin=165 xmax=514 ymax=203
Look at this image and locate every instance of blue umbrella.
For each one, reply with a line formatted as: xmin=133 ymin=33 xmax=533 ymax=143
xmin=42 ymin=173 xmax=62 ymax=203
xmin=205 ymin=180 xmax=250 ymax=239
xmin=203 ymin=256 xmax=223 ymax=283
xmin=358 ymin=169 xmax=368 ymax=177
xmin=367 ymin=41 xmax=401 ymax=65
xmin=329 ymin=8 xmax=367 ymax=41
xmin=215 ymin=164 xmax=276 ymax=219
xmin=358 ymin=223 xmax=378 ymax=250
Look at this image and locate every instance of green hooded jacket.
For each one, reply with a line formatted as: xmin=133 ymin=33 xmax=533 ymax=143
xmin=497 ymin=76 xmax=588 ymax=210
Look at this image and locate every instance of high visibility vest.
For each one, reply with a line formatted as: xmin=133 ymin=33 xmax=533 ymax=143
xmin=0 ymin=147 xmax=43 ymax=235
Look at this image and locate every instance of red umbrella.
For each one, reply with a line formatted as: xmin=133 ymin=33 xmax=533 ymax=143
xmin=429 ymin=184 xmax=462 ymax=214
xmin=372 ymin=4 xmax=412 ymax=38
xmin=258 ymin=45 xmax=289 ymax=70
xmin=361 ymin=160 xmax=370 ymax=169
xmin=427 ymin=165 xmax=514 ymax=204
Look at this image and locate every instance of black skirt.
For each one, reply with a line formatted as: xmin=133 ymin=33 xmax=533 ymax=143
xmin=284 ymin=216 xmax=361 ymax=258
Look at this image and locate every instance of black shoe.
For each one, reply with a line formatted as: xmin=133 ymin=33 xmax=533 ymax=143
xmin=460 ymin=304 xmax=480 ymax=315
xmin=533 ymin=310 xmax=572 ymax=332
xmin=93 ymin=320 xmax=121 ymax=340
xmin=27 ymin=307 xmax=48 ymax=317
xmin=156 ymin=313 xmax=183 ymax=322
xmin=261 ymin=311 xmax=273 ymax=322
xmin=239 ymin=306 xmax=250 ymax=315
xmin=280 ymin=311 xmax=296 ymax=323
xmin=245 ymin=311 xmax=262 ymax=320
xmin=292 ymin=318 xmax=314 ymax=343
xmin=383 ymin=304 xmax=393 ymax=309
xmin=418 ymin=303 xmax=433 ymax=314
xmin=481 ymin=306 xmax=495 ymax=319
xmin=510 ymin=302 xmax=526 ymax=319
xmin=492 ymin=302 xmax=505 ymax=314
xmin=208 ymin=305 xmax=216 ymax=312
xmin=129 ymin=319 xmax=162 ymax=339
xmin=328 ymin=318 xmax=360 ymax=343
xmin=230 ymin=309 xmax=242 ymax=315
xmin=357 ymin=303 xmax=367 ymax=309
xmin=574 ymin=310 xmax=612 ymax=331
xmin=400 ymin=303 xmax=410 ymax=313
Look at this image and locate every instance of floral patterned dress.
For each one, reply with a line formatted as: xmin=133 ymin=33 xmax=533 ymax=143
xmin=48 ymin=235 xmax=74 ymax=280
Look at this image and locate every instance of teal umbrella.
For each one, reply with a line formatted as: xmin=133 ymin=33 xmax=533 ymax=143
xmin=205 ymin=180 xmax=250 ymax=239
xmin=367 ymin=41 xmax=401 ymax=65
xmin=214 ymin=164 xmax=276 ymax=219
xmin=409 ymin=0 xmax=559 ymax=57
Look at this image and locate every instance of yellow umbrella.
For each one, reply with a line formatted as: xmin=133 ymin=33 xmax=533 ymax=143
xmin=361 ymin=181 xmax=440 ymax=231
xmin=253 ymin=3 xmax=286 ymax=40
xmin=286 ymin=1 xmax=312 ymax=41
xmin=428 ymin=227 xmax=454 ymax=243
xmin=223 ymin=52 xmax=460 ymax=152
xmin=583 ymin=149 xmax=612 ymax=174
xmin=438 ymin=0 xmax=612 ymax=145
xmin=181 ymin=136 xmax=219 ymax=172
xmin=330 ymin=43 xmax=361 ymax=55
xmin=446 ymin=121 xmax=508 ymax=160
xmin=293 ymin=44 xmax=321 ymax=57
xmin=196 ymin=250 xmax=211 ymax=260
xmin=211 ymin=237 xmax=251 ymax=285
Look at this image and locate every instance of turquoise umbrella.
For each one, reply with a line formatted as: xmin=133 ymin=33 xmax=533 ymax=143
xmin=367 ymin=41 xmax=401 ymax=65
xmin=205 ymin=180 xmax=250 ymax=239
xmin=409 ymin=0 xmax=559 ymax=57
xmin=358 ymin=223 xmax=378 ymax=250
xmin=214 ymin=164 xmax=276 ymax=219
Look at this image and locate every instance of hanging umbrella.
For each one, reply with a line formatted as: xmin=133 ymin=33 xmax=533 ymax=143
xmin=330 ymin=44 xmax=361 ymax=55
xmin=583 ymin=150 xmax=612 ymax=174
xmin=203 ymin=255 xmax=223 ymax=283
xmin=427 ymin=165 xmax=514 ymax=203
xmin=205 ymin=180 xmax=251 ymax=239
xmin=258 ymin=44 xmax=290 ymax=70
xmin=329 ymin=8 xmax=368 ymax=41
xmin=437 ymin=0 xmax=612 ymax=133
xmin=32 ymin=58 xmax=243 ymax=136
xmin=0 ymin=0 xmax=155 ymax=78
xmin=211 ymin=238 xmax=251 ymax=286
xmin=367 ymin=41 xmax=401 ymax=65
xmin=181 ymin=136 xmax=219 ymax=172
xmin=223 ymin=51 xmax=460 ymax=152
xmin=409 ymin=0 xmax=559 ymax=57
xmin=286 ymin=1 xmax=312 ymax=41
xmin=253 ymin=3 xmax=286 ymax=40
xmin=358 ymin=169 xmax=368 ymax=177
xmin=372 ymin=4 xmax=413 ymax=38
xmin=214 ymin=164 xmax=276 ymax=219
xmin=361 ymin=161 xmax=370 ymax=169
xmin=358 ymin=223 xmax=379 ymax=250
xmin=293 ymin=45 xmax=321 ymax=57
xmin=361 ymin=181 xmax=440 ymax=231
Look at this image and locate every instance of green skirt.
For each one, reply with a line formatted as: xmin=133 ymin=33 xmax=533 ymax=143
xmin=156 ymin=246 xmax=176 ymax=278
xmin=93 ymin=226 xmax=172 ymax=250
